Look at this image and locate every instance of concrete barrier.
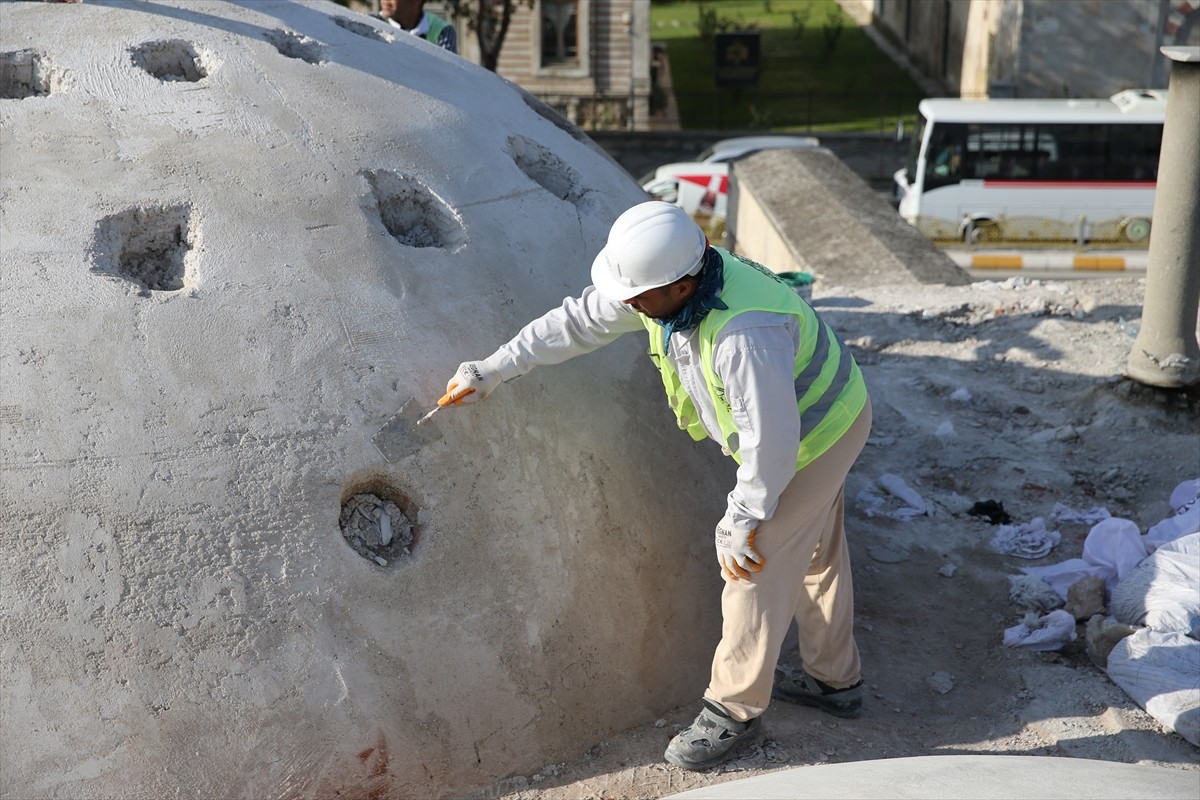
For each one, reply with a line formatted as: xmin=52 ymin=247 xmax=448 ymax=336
xmin=726 ymin=149 xmax=970 ymax=288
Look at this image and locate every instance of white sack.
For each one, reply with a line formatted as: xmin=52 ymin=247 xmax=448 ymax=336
xmin=1003 ymin=609 xmax=1077 ymax=651
xmin=1110 ymin=532 xmax=1200 ymax=638
xmin=1021 ymin=517 xmax=1148 ymax=599
xmin=1106 ymin=628 xmax=1200 ymax=747
xmin=1144 ymin=477 xmax=1200 ymax=553
xmin=1080 ymin=517 xmax=1149 ymax=595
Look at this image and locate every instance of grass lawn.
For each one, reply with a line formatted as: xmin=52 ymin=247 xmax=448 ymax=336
xmin=650 ymin=0 xmax=924 ymax=132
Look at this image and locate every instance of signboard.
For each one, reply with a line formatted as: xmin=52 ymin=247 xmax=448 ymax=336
xmin=714 ymin=31 xmax=761 ymax=89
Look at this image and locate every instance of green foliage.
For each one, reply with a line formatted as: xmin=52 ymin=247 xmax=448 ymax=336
xmin=650 ymin=0 xmax=922 ymax=132
xmin=746 ymin=102 xmax=773 ymax=130
xmin=790 ymin=5 xmax=812 ymax=40
xmin=820 ymin=4 xmax=846 ymax=61
xmin=696 ymin=2 xmax=757 ymax=42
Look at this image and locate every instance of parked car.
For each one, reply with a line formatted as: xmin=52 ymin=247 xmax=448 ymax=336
xmin=694 ymin=134 xmax=821 ymax=164
xmin=638 ymin=137 xmax=823 ymax=239
xmin=640 ymin=162 xmax=729 ymax=239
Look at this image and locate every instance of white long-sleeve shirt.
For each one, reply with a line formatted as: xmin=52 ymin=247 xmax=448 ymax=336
xmin=484 ymin=285 xmax=803 ymax=535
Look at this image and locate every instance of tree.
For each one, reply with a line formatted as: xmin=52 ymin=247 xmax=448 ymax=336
xmin=445 ymin=0 xmax=534 ymax=72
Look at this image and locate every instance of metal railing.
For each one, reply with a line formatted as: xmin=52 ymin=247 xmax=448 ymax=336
xmin=665 ymin=89 xmax=925 ymax=133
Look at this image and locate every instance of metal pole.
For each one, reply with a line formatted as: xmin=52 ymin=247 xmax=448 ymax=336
xmin=1126 ymin=47 xmax=1200 ymax=388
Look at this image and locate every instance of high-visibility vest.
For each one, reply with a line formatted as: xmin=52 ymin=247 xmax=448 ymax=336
xmin=643 ymin=248 xmax=868 ymax=470
xmin=424 ymin=12 xmax=451 ymax=44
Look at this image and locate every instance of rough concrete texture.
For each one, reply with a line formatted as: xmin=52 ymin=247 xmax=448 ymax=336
xmin=660 ymin=755 xmax=1200 ymax=800
xmin=728 ymin=149 xmax=970 ymax=288
xmin=0 ymin=2 xmax=731 ymax=797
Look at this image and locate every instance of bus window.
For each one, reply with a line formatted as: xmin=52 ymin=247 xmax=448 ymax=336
xmin=1107 ymin=124 xmax=1161 ymax=181
xmin=1044 ymin=124 xmax=1107 ymax=180
xmin=905 ymin=113 xmax=926 ymax=186
xmin=951 ymin=123 xmax=1061 ymax=180
xmin=924 ymin=122 xmax=966 ymax=188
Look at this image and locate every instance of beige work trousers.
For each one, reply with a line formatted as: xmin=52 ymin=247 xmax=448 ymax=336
xmin=704 ymin=399 xmax=872 ymax=722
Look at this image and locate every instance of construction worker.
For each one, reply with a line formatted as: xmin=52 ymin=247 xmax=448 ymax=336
xmin=442 ymin=201 xmax=872 ymax=770
xmin=373 ymin=0 xmax=457 ymax=54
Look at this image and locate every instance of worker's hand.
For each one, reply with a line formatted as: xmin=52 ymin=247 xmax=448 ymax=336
xmin=715 ymin=514 xmax=765 ymax=582
xmin=443 ymin=361 xmax=502 ymax=405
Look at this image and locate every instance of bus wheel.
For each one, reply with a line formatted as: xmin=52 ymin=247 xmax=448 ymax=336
xmin=1122 ymin=217 xmax=1151 ymax=243
xmin=965 ymin=219 xmax=999 ymax=246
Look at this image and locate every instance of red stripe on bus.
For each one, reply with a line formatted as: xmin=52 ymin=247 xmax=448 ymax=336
xmin=982 ymin=180 xmax=1156 ymax=189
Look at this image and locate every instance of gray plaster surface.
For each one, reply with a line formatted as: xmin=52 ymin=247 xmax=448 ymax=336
xmin=661 ymin=754 xmax=1200 ymax=799
xmin=0 ymin=2 xmax=731 ymax=797
xmin=729 ymin=149 xmax=970 ymax=289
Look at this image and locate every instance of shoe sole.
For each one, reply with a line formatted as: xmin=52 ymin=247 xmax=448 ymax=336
xmin=663 ymin=724 xmax=764 ymax=771
xmin=771 ymin=687 xmax=862 ymax=719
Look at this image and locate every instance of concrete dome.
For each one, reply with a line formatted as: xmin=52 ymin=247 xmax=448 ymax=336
xmin=0 ymin=2 xmax=729 ymax=797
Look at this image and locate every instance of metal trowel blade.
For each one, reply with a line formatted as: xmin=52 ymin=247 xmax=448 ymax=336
xmin=371 ymin=397 xmax=443 ymax=463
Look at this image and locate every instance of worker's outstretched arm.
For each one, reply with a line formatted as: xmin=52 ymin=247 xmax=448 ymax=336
xmin=444 ymin=285 xmax=643 ymax=402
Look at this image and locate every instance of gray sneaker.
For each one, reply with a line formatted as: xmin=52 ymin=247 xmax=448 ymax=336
xmin=772 ymin=663 xmax=863 ymax=718
xmin=664 ymin=702 xmax=763 ymax=771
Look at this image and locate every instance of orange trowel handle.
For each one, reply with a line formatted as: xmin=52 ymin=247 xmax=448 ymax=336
xmin=439 ymin=386 xmax=476 ymax=406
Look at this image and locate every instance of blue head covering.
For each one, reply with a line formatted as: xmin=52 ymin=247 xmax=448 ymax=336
xmin=653 ymin=248 xmax=727 ymax=354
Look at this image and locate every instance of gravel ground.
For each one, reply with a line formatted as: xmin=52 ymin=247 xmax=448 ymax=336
xmin=461 ymin=274 xmax=1200 ymax=800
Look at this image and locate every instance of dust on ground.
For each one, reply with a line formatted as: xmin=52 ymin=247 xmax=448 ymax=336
xmin=462 ymin=274 xmax=1199 ymax=800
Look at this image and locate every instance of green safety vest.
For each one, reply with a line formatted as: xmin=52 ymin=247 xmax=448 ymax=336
xmin=377 ymin=12 xmax=451 ymax=45
xmin=643 ymin=249 xmax=868 ymax=470
xmin=425 ymin=13 xmax=450 ymax=44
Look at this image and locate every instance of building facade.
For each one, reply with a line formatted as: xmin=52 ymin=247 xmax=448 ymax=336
xmin=354 ymin=0 xmax=653 ymax=130
xmin=845 ymin=0 xmax=1198 ymax=98
xmin=481 ymin=0 xmax=652 ymax=131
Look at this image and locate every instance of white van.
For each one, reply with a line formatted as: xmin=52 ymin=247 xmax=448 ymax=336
xmin=695 ymin=134 xmax=821 ymax=164
xmin=640 ymin=162 xmax=729 ymax=238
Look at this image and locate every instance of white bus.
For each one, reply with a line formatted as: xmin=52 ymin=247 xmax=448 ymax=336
xmin=894 ymin=90 xmax=1166 ymax=248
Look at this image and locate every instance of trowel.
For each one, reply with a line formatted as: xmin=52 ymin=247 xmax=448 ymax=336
xmin=370 ymin=389 xmax=472 ymax=463
xmin=371 ymin=396 xmax=446 ymax=463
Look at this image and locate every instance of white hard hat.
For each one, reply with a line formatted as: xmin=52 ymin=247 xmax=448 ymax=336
xmin=591 ymin=201 xmax=707 ymax=301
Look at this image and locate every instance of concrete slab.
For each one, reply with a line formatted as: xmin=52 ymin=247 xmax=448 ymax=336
xmin=661 ymin=755 xmax=1199 ymax=799
xmin=728 ymin=149 xmax=971 ymax=289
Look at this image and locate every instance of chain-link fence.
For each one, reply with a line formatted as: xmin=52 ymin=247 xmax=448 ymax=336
xmin=666 ymin=89 xmax=926 ymax=133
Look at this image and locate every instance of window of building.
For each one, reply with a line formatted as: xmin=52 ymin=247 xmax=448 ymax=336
xmin=541 ymin=0 xmax=579 ymax=67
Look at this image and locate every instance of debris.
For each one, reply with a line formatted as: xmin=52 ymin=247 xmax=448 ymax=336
xmin=1050 ymin=503 xmax=1111 ymax=525
xmin=936 ymin=492 xmax=975 ymax=515
xmin=339 ymin=493 xmax=414 ymax=566
xmin=857 ymin=474 xmax=928 ymax=521
xmin=950 ymin=386 xmax=972 ymax=403
xmin=991 ymin=517 xmax=1061 ymax=559
xmin=1008 ymin=574 xmax=1064 ymax=612
xmin=1063 ymin=575 xmax=1106 ymax=620
xmin=927 ymin=671 xmax=955 ymax=695
xmin=968 ymin=500 xmax=1011 ymax=525
xmin=1085 ymin=615 xmax=1138 ymax=669
xmin=938 ymin=562 xmax=957 ymax=578
xmin=1003 ymin=609 xmax=1077 ymax=651
xmin=868 ymin=545 xmax=909 ymax=564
